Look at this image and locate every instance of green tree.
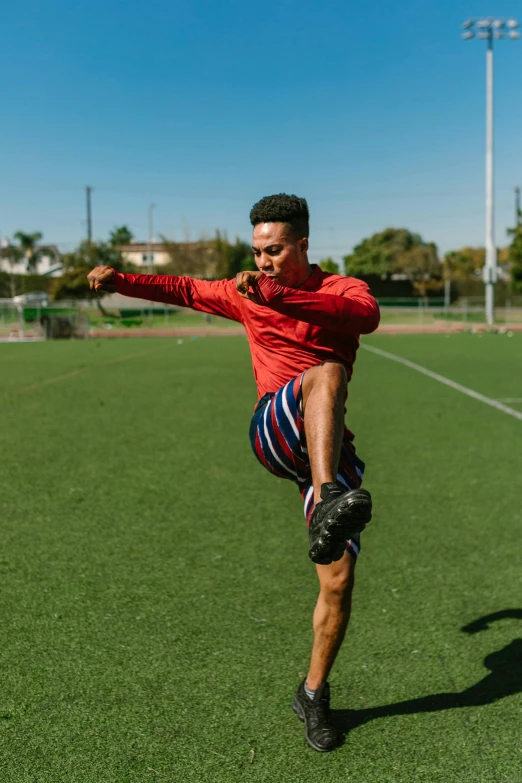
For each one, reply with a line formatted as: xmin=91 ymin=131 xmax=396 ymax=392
xmin=507 ymin=225 xmax=522 ymax=293
xmin=442 ymin=247 xmax=484 ymax=281
xmin=109 ymin=225 xmax=134 ymax=246
xmin=162 ymin=232 xmax=253 ymax=279
xmin=12 ymin=231 xmax=56 ymax=273
xmin=213 ymin=232 xmax=254 ymax=277
xmin=319 ymin=257 xmax=339 ymax=274
xmin=51 ymin=239 xmax=126 ymax=312
xmin=161 ymin=238 xmax=217 ymax=278
xmin=0 ymin=244 xmax=23 ymax=296
xmin=343 ymin=227 xmax=440 ymax=294
xmin=343 ymin=228 xmax=404 ymax=278
xmin=393 ymin=242 xmax=440 ymax=295
xmin=443 ymin=246 xmax=509 ymax=283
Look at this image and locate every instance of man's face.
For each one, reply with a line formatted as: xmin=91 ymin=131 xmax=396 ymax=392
xmin=251 ymin=222 xmax=310 ymax=288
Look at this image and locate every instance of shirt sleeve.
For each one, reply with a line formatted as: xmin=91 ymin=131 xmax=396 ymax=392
xmin=113 ymin=272 xmax=243 ymax=323
xmin=253 ymin=274 xmax=380 ymax=335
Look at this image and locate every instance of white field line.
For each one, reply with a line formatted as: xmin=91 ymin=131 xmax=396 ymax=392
xmin=497 ymin=398 xmax=522 ymax=404
xmin=361 ymin=343 xmax=522 ymax=423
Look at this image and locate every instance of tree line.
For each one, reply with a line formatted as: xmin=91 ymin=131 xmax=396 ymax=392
xmin=0 ymin=227 xmax=255 ymax=303
xmin=323 ymin=226 xmax=519 ymax=296
xmin=2 ymin=221 xmax=522 ymax=301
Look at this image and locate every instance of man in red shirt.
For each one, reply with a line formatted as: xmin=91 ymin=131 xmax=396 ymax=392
xmin=87 ymin=194 xmax=379 ymax=752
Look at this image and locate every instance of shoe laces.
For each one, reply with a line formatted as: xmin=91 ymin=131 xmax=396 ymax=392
xmin=309 ymin=686 xmax=331 ymax=724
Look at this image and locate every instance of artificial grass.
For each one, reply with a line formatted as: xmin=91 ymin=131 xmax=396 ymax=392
xmin=0 ymin=333 xmax=521 ymax=782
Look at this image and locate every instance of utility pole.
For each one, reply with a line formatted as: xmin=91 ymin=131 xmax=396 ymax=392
xmin=515 ymin=186 xmax=521 ymax=226
xmin=86 ymin=186 xmax=93 ymax=242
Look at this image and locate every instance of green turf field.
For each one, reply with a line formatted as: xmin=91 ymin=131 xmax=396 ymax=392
xmin=1 ymin=333 xmax=521 ymax=782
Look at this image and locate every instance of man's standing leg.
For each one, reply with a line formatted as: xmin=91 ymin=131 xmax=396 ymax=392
xmin=307 ymin=552 xmax=354 ymax=689
xmin=292 ymin=363 xmax=366 ymax=751
xmin=291 ymin=552 xmax=355 ymax=751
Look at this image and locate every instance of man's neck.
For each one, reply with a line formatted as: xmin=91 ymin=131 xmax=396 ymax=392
xmin=289 ymin=262 xmax=315 ymax=289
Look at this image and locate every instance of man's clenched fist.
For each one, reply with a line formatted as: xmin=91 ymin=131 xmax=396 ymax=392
xmin=87 ymin=265 xmax=116 ymax=293
xmin=235 ymin=270 xmax=262 ymax=300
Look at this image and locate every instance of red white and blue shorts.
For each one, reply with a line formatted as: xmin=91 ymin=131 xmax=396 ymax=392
xmin=249 ymin=371 xmax=366 ymax=559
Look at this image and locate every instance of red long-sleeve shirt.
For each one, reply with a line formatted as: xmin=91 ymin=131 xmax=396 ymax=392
xmin=114 ymin=265 xmax=380 ymax=399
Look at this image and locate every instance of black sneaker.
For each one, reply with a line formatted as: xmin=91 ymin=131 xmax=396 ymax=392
xmin=292 ymin=679 xmax=339 ymax=752
xmin=309 ymin=482 xmax=372 ymax=565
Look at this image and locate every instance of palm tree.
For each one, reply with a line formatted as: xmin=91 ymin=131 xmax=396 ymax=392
xmin=13 ymin=231 xmax=55 ymax=273
xmin=0 ymin=243 xmax=24 ymax=296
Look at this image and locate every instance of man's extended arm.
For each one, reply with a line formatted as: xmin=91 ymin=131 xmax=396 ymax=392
xmin=250 ymin=274 xmax=380 ymax=334
xmin=88 ymin=267 xmax=243 ymax=323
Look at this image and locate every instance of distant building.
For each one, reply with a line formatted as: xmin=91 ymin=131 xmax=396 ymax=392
xmin=119 ymin=240 xmax=223 ymax=278
xmin=119 ymin=242 xmax=171 ymax=268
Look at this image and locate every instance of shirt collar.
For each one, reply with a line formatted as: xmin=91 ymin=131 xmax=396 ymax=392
xmin=297 ymin=264 xmax=324 ymax=291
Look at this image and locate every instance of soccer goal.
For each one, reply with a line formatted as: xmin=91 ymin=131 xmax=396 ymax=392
xmin=0 ymin=297 xmax=90 ymax=341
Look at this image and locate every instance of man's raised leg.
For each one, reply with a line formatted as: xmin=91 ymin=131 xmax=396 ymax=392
xmin=301 ymin=362 xmax=347 ymax=504
xmin=301 ymin=362 xmax=372 ymax=565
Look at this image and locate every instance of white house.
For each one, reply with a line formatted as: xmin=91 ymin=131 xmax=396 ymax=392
xmin=119 ymin=242 xmax=171 ymax=268
xmin=0 ymin=240 xmax=62 ymax=277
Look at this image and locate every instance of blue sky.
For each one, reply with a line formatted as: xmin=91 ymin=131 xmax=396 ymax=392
xmin=2 ymin=0 xmax=522 ymax=265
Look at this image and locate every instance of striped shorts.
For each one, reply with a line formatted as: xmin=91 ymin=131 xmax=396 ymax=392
xmin=249 ymin=371 xmax=366 ymax=559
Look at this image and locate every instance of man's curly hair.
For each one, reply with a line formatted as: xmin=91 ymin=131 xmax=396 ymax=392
xmin=249 ymin=194 xmax=309 ymax=238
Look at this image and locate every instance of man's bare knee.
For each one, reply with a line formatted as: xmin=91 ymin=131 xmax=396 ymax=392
xmin=303 ymin=362 xmax=347 ymax=403
xmin=323 ymin=570 xmax=354 ymax=601
xmin=321 ymin=362 xmax=348 ymax=384
xmin=309 ymin=362 xmax=347 ymax=387
xmin=317 ymin=554 xmax=355 ymax=603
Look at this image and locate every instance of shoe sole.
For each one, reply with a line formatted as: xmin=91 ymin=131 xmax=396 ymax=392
xmin=309 ymin=489 xmax=372 ymax=565
xmin=291 ymin=696 xmax=335 ymax=752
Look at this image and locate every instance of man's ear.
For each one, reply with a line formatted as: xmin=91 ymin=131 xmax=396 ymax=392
xmin=299 ymin=237 xmax=309 ymax=255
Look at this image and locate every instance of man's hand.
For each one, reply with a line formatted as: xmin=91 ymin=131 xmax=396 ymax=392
xmin=87 ymin=265 xmax=117 ymax=294
xmin=235 ymin=270 xmax=262 ymax=300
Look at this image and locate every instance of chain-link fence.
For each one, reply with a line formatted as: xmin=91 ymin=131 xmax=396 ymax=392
xmin=376 ymin=296 xmax=522 ymax=326
xmin=0 ymin=300 xmax=90 ymax=340
xmin=2 ymin=295 xmax=522 ymax=338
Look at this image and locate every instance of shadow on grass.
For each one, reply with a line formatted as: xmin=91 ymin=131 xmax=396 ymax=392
xmin=333 ymin=609 xmax=522 ymax=738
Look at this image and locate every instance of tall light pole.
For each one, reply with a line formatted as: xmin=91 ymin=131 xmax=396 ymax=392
xmin=147 ymin=203 xmax=155 ymax=275
xmin=462 ymin=18 xmax=519 ymax=326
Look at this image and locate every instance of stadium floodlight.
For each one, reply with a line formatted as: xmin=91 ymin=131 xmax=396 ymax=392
xmin=461 ymin=18 xmax=519 ymax=326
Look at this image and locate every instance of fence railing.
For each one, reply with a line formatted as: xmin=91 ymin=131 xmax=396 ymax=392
xmin=2 ymin=297 xmax=522 ymax=337
xmin=377 ymin=297 xmax=522 ymax=324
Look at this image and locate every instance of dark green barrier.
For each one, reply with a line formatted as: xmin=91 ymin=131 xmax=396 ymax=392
xmin=376 ymin=298 xmax=445 ymax=308
xmin=23 ymin=307 xmax=76 ymax=322
xmin=119 ymin=308 xmax=178 ymax=317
